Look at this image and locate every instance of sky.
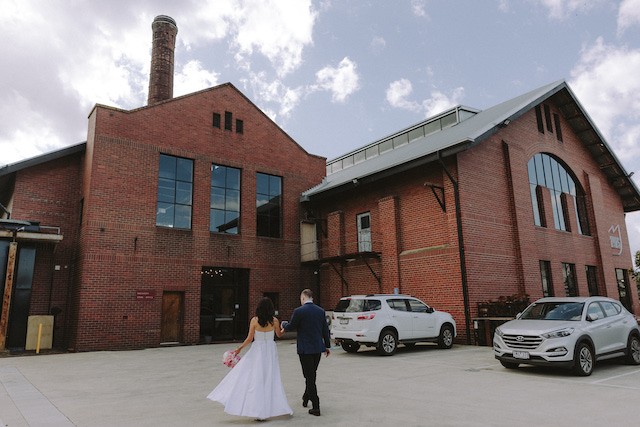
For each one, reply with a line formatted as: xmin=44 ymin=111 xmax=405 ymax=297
xmin=2 ymin=0 xmax=640 ymax=265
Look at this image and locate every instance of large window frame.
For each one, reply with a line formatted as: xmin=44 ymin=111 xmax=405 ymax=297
xmin=210 ymin=164 xmax=241 ymax=234
xmin=527 ymin=153 xmax=590 ymax=235
xmin=156 ymin=154 xmax=193 ymax=229
xmin=256 ymin=173 xmax=282 ymax=238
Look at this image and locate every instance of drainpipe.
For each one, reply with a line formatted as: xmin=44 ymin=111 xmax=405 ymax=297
xmin=438 ymin=153 xmax=472 ymax=344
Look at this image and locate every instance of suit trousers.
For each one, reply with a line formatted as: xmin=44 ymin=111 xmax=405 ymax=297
xmin=299 ymin=353 xmax=322 ymax=409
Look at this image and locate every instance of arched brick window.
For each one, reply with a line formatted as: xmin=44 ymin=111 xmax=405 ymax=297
xmin=527 ymin=153 xmax=590 ymax=235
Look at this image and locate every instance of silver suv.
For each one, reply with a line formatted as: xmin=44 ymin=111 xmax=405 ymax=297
xmin=331 ymin=294 xmax=456 ymax=356
xmin=493 ymin=296 xmax=640 ymax=376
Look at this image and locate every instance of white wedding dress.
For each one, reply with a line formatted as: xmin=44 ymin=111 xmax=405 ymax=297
xmin=207 ymin=329 xmax=293 ymax=419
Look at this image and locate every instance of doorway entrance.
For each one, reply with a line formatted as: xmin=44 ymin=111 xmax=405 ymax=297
xmin=160 ymin=291 xmax=184 ymax=343
xmin=200 ymin=267 xmax=249 ymax=342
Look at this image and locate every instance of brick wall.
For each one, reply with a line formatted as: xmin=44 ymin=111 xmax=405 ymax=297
xmin=68 ymin=84 xmax=325 ymax=350
xmin=308 ymin=100 xmax=638 ymax=344
xmin=9 ymin=152 xmax=84 ymax=348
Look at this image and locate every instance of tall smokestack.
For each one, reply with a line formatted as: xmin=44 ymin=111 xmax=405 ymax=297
xmin=148 ymin=15 xmax=178 ymax=105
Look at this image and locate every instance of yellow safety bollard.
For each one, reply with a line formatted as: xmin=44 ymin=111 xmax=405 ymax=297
xmin=36 ymin=323 xmax=42 ymax=354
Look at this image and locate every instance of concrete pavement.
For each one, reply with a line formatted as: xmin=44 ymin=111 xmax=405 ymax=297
xmin=1 ymin=340 xmax=640 ymax=426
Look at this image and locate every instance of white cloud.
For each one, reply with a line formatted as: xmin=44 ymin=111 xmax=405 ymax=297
xmin=569 ymin=37 xmax=640 ymax=144
xmin=411 ymin=0 xmax=428 ymax=17
xmin=536 ymin=0 xmax=604 ymax=20
xmin=422 ymin=87 xmax=465 ymax=117
xmin=618 ymin=0 xmax=640 ymax=33
xmin=174 ymin=60 xmax=220 ymax=97
xmin=231 ymin=0 xmax=317 ymax=77
xmin=313 ymin=57 xmax=360 ymax=103
xmin=386 ymin=79 xmax=421 ymax=112
xmin=386 ymin=79 xmax=464 ymax=118
xmin=242 ymin=72 xmax=303 ymax=120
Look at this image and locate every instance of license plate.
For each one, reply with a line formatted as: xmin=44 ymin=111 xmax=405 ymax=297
xmin=340 ymin=318 xmax=349 ymax=325
xmin=513 ymin=351 xmax=530 ymax=360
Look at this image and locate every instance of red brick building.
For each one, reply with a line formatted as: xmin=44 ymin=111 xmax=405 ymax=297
xmin=1 ymin=17 xmax=639 ymax=351
xmin=0 ymin=16 xmax=325 ymax=351
xmin=301 ymin=81 xmax=640 ymax=343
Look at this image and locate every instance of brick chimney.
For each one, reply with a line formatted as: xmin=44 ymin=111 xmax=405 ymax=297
xmin=148 ymin=15 xmax=178 ymax=105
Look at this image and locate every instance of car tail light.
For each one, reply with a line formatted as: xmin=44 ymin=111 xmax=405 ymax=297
xmin=357 ymin=313 xmax=375 ymax=320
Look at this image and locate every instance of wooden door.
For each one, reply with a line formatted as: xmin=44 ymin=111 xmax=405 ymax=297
xmin=161 ymin=291 xmax=183 ymax=343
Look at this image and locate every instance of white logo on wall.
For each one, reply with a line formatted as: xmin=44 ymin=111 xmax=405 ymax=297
xmin=608 ymin=225 xmax=623 ymax=256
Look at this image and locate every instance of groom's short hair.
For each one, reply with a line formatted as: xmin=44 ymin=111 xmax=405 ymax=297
xmin=301 ymin=289 xmax=313 ymax=299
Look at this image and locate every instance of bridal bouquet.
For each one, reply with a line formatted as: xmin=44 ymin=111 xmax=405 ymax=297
xmin=222 ymin=350 xmax=241 ymax=368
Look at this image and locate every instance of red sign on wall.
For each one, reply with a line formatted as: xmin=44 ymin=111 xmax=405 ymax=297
xmin=136 ymin=290 xmax=155 ymax=300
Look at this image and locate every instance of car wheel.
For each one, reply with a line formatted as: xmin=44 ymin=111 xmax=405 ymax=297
xmin=626 ymin=334 xmax=640 ymax=365
xmin=341 ymin=342 xmax=361 ymax=353
xmin=500 ymin=360 xmax=519 ymax=369
xmin=377 ymin=329 xmax=398 ymax=356
xmin=573 ymin=342 xmax=594 ymax=376
xmin=438 ymin=324 xmax=454 ymax=349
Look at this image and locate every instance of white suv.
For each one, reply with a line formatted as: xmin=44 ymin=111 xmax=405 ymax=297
xmin=331 ymin=294 xmax=456 ymax=356
xmin=493 ymin=296 xmax=640 ymax=376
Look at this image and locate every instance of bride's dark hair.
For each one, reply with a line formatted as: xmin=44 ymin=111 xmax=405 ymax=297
xmin=256 ymin=297 xmax=275 ymax=327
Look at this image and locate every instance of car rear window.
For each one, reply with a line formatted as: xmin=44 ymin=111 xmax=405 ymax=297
xmin=334 ymin=299 xmax=381 ymax=312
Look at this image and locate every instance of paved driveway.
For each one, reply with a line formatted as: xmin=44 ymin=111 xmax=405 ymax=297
xmin=1 ymin=341 xmax=639 ymax=426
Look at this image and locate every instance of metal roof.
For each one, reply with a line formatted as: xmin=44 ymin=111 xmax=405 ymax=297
xmin=0 ymin=142 xmax=86 ymax=177
xmin=301 ymin=80 xmax=640 ymax=212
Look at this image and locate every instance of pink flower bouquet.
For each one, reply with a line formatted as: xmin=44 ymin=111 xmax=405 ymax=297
xmin=222 ymin=350 xmax=241 ymax=368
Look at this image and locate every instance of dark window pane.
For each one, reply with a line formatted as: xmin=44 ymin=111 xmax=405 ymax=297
xmin=174 ymin=205 xmax=192 ymax=229
xmin=236 ymin=119 xmax=243 ymax=134
xmin=176 ymin=158 xmax=193 ymax=182
xmin=156 ymin=202 xmax=174 ymax=227
xmin=211 ymin=165 xmax=226 ymax=187
xmin=227 ymin=168 xmax=240 ymax=190
xmin=225 ymin=111 xmax=232 ymax=131
xmin=269 ymin=175 xmax=281 ymax=196
xmin=158 ymin=178 xmax=175 ymax=203
xmin=211 ymin=209 xmax=226 ymax=231
xmin=211 ymin=188 xmax=225 ymax=209
xmin=256 ymin=173 xmax=282 ymax=237
xmin=257 ymin=174 xmax=269 ymax=195
xmin=210 ymin=164 xmax=241 ymax=234
xmin=544 ymin=104 xmax=553 ymax=132
xmin=554 ymin=113 xmax=563 ymax=142
xmin=176 ymin=181 xmax=192 ymax=205
xmin=535 ymin=105 xmax=544 ymax=133
xmin=226 ymin=189 xmax=240 ymax=211
xmin=159 ymin=154 xmax=176 ymax=179
xmin=213 ymin=113 xmax=221 ymax=128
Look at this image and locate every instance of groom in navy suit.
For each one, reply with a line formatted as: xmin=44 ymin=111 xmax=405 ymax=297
xmin=282 ymin=288 xmax=331 ymax=416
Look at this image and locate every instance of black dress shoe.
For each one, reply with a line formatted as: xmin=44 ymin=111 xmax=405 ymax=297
xmin=308 ymin=409 xmax=321 ymax=416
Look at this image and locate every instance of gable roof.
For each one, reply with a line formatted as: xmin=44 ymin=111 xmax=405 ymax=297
xmin=301 ymin=80 xmax=640 ymax=212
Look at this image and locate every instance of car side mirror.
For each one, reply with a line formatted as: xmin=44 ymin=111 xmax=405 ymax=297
xmin=426 ymin=307 xmax=434 ymax=314
xmin=587 ymin=313 xmax=599 ymax=322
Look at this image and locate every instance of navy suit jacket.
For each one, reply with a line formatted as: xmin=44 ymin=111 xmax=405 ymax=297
xmin=284 ymin=301 xmax=331 ymax=354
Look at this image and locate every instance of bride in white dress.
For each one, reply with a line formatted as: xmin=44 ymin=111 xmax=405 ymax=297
xmin=207 ymin=297 xmax=293 ymax=421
